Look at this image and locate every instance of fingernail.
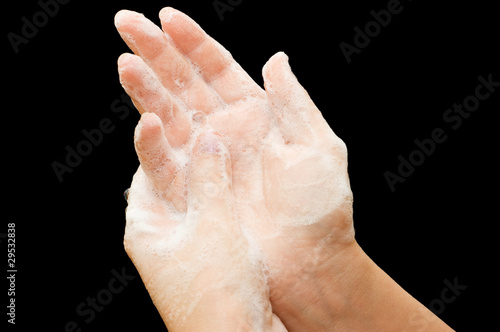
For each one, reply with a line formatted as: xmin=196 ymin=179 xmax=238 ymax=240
xmin=123 ymin=188 xmax=130 ymax=201
xmin=192 ymin=111 xmax=206 ymax=124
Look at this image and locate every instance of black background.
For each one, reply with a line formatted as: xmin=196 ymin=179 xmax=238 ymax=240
xmin=4 ymin=0 xmax=498 ymax=330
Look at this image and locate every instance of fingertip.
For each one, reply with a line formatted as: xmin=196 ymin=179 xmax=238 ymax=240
xmin=114 ymin=9 xmax=138 ymax=29
xmin=144 ymin=110 xmax=163 ymax=122
xmin=262 ymin=51 xmax=289 ymax=80
xmin=272 ymin=51 xmax=289 ymax=64
xmin=135 ymin=113 xmax=164 ymax=148
xmin=117 ymin=52 xmax=129 ymax=66
xmin=263 ymin=51 xmax=325 ymax=145
xmin=117 ymin=53 xmax=149 ymax=85
xmin=159 ymin=6 xmax=206 ymax=55
xmin=117 ymin=53 xmax=137 ymax=88
xmin=117 ymin=53 xmax=137 ymax=74
xmin=159 ymin=6 xmax=178 ymax=24
xmin=114 ymin=9 xmax=127 ymax=28
xmin=141 ymin=112 xmax=164 ymax=132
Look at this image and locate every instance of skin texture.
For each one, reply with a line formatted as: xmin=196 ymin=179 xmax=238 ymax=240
xmin=116 ymin=7 xmax=455 ymax=332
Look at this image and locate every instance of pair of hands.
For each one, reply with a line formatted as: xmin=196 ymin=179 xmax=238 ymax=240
xmin=115 ymin=7 xmax=452 ymax=332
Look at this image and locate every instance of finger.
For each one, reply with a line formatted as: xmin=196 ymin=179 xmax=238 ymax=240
xmin=118 ymin=53 xmax=177 ymax=124
xmin=115 ymin=10 xmax=222 ymax=113
xmin=263 ymin=52 xmax=331 ymax=144
xmin=187 ymin=131 xmax=233 ymax=218
xmin=134 ymin=112 xmax=178 ymax=194
xmin=159 ymin=7 xmax=265 ymax=104
xmin=118 ymin=53 xmax=191 ymax=147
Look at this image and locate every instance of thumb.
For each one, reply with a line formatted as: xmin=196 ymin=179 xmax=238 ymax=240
xmin=263 ymin=52 xmax=330 ymax=144
xmin=187 ymin=131 xmax=233 ymax=218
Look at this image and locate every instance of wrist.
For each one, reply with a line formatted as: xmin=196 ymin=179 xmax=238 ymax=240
xmin=161 ymin=268 xmax=277 ymax=332
xmin=269 ymin=240 xmax=366 ymax=331
xmin=272 ymin=241 xmax=454 ymax=331
xmin=164 ymin=291 xmax=272 ymax=332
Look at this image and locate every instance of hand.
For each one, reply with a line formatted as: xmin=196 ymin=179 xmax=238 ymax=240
xmin=124 ymin=113 xmax=287 ymax=331
xmin=115 ymin=4 xmax=353 ymax=316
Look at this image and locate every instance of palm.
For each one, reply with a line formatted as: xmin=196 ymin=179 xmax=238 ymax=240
xmin=116 ymin=7 xmax=354 ymax=314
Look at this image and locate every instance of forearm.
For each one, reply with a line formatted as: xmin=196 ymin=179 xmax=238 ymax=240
xmin=274 ymin=241 xmax=454 ymax=332
xmin=334 ymin=243 xmax=454 ymax=331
